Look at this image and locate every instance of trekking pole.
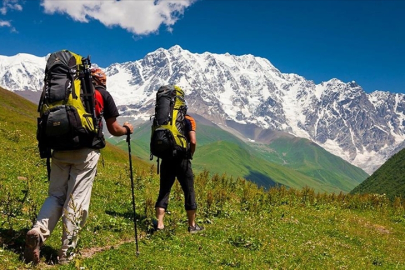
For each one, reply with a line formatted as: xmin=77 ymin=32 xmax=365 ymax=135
xmin=82 ymin=56 xmax=98 ymax=128
xmin=125 ymin=126 xmax=140 ymax=255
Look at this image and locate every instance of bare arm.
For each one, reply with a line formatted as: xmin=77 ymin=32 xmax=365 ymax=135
xmin=189 ymin=130 xmax=196 ymax=156
xmin=105 ymin=117 xmax=134 ymax=136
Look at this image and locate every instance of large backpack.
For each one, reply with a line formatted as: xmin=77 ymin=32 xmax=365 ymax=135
xmin=150 ymin=85 xmax=189 ymax=162
xmin=37 ymin=50 xmax=105 ymax=160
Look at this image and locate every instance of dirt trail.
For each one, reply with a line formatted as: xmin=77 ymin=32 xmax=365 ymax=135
xmin=39 ymin=239 xmax=137 ymax=268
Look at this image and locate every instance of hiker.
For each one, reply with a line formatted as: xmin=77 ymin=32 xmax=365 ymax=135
xmin=24 ymin=60 xmax=134 ymax=265
xmin=153 ymin=85 xmax=204 ymax=233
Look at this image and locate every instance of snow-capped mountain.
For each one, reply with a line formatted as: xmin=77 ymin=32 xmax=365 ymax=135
xmin=0 ymin=53 xmax=46 ymax=91
xmin=1 ymin=45 xmax=404 ymax=174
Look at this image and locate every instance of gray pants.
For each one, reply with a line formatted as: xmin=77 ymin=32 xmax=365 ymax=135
xmin=32 ymin=148 xmax=100 ymax=258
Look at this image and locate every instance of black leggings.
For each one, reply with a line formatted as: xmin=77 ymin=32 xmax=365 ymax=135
xmin=155 ymin=158 xmax=197 ymax=211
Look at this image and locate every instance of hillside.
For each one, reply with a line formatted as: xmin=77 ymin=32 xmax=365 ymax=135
xmin=350 ymin=148 xmax=405 ymax=199
xmin=109 ymin=118 xmax=368 ymax=193
xmin=254 ymin=137 xmax=369 ymax=192
xmin=1 ymin=86 xmax=405 ymax=269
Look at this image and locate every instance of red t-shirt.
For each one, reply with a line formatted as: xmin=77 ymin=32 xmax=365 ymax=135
xmin=95 ymin=86 xmax=120 ymax=120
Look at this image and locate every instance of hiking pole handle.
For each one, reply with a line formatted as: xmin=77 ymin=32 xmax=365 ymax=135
xmin=124 ymin=125 xmax=131 ymax=144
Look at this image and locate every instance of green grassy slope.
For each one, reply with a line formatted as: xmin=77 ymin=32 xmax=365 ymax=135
xmin=114 ymin=119 xmax=368 ymax=193
xmin=0 ymin=87 xmax=45 ymax=185
xmin=252 ymin=137 xmax=368 ymax=192
xmin=194 ymin=140 xmax=336 ymax=192
xmin=350 ymin=148 xmax=405 ymax=199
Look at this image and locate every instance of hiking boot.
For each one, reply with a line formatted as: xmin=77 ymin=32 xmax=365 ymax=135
xmin=188 ymin=224 xmax=205 ymax=233
xmin=58 ymin=256 xmax=73 ymax=265
xmin=152 ymin=219 xmax=164 ymax=232
xmin=58 ymin=250 xmax=76 ymax=265
xmin=24 ymin=229 xmax=42 ymax=264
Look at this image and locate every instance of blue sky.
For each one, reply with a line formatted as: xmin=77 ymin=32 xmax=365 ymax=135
xmin=1 ymin=0 xmax=404 ymax=94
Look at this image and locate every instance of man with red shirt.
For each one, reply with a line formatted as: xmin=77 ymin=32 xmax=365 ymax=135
xmin=24 ymin=65 xmax=134 ymax=265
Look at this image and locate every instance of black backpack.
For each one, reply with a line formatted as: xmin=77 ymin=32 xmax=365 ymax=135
xmin=150 ymin=85 xmax=189 ymax=162
xmin=37 ymin=50 xmax=105 ymax=160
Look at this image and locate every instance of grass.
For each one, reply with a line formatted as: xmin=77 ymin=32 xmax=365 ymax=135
xmin=1 ymin=87 xmax=405 ymax=269
xmin=82 ymin=198 xmax=405 ymax=269
xmin=2 ymin=159 xmax=405 ymax=269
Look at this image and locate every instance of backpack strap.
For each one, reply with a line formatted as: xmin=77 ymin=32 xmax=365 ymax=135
xmin=37 ymin=87 xmax=46 ymax=113
xmin=156 ymin=157 xmax=160 ymax=174
xmin=68 ymin=71 xmax=78 ymax=100
xmin=46 ymin=157 xmax=51 ymax=181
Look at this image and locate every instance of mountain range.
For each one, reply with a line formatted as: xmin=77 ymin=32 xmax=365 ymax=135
xmin=1 ymin=45 xmax=404 ymax=175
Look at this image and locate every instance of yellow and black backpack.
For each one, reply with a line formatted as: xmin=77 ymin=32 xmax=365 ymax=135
xmin=150 ymin=85 xmax=189 ymax=164
xmin=37 ymin=50 xmax=105 ymax=160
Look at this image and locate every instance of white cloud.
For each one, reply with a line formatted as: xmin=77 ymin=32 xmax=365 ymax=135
xmin=0 ymin=20 xmax=11 ymax=27
xmin=41 ymin=0 xmax=196 ymax=35
xmin=0 ymin=19 xmax=17 ymax=32
xmin=1 ymin=0 xmax=22 ymax=32
xmin=1 ymin=0 xmax=23 ymax=15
